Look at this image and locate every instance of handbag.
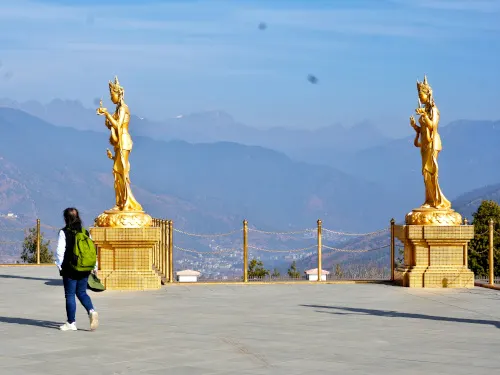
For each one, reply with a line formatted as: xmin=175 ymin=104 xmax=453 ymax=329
xmin=87 ymin=273 xmax=106 ymax=292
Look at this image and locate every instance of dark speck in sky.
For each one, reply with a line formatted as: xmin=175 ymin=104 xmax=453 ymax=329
xmin=4 ymin=71 xmax=13 ymax=81
xmin=258 ymin=22 xmax=267 ymax=30
xmin=307 ymin=74 xmax=318 ymax=84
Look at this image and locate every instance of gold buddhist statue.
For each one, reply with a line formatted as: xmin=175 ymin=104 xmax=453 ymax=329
xmin=94 ymin=76 xmax=152 ymax=228
xmin=405 ymin=75 xmax=461 ymax=226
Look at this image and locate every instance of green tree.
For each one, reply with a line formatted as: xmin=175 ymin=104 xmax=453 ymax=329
xmin=334 ymin=264 xmax=344 ymax=278
xmin=468 ymin=200 xmax=500 ymax=277
xmin=248 ymin=258 xmax=269 ymax=278
xmin=287 ymin=261 xmax=300 ymax=279
xmin=271 ymin=268 xmax=281 ymax=278
xmin=20 ymin=227 xmax=54 ymax=264
xmin=395 ymin=247 xmax=404 ymax=268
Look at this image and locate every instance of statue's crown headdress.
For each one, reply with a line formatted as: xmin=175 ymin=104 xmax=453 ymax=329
xmin=416 ymin=74 xmax=431 ymax=93
xmin=108 ymin=75 xmax=123 ymax=93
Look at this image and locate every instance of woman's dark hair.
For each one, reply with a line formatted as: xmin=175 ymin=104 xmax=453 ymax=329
xmin=63 ymin=207 xmax=82 ymax=230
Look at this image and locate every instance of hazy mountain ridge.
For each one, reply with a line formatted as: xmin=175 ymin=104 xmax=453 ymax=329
xmin=2 ymin=104 xmax=498 ymax=271
xmin=0 ymin=107 xmax=400 ymax=266
xmin=331 ymin=119 xmax=500 ymax=208
xmin=0 ymin=109 xmax=240 ymax=233
xmin=0 ymin=107 xmax=396 ymax=232
xmin=4 ymin=99 xmax=498 ymax=205
xmin=452 ymin=183 xmax=500 ymax=219
xmin=0 ymin=98 xmax=390 ymax=158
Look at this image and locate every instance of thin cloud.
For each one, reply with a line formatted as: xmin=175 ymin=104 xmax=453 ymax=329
xmin=216 ymin=69 xmax=276 ymax=77
xmin=402 ymin=0 xmax=500 ymax=12
xmin=101 ymin=19 xmax=226 ymax=34
xmin=234 ymin=8 xmax=426 ymax=37
xmin=3 ymin=0 xmax=495 ymax=44
xmin=5 ymin=0 xmax=241 ymax=23
xmin=2 ymin=0 xmax=498 ymax=128
xmin=235 ymin=6 xmax=498 ymax=38
xmin=0 ymin=1 xmax=79 ymax=21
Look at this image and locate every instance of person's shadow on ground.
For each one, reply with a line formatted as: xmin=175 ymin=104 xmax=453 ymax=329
xmin=300 ymin=304 xmax=500 ymax=329
xmin=0 ymin=316 xmax=61 ymax=330
xmin=0 ymin=274 xmax=62 ymax=286
xmin=0 ymin=316 xmax=92 ymax=331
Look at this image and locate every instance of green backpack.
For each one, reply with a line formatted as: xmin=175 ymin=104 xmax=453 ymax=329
xmin=70 ymin=228 xmax=97 ymax=272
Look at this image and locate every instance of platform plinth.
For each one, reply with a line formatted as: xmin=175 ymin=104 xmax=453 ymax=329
xmin=90 ymin=227 xmax=161 ymax=290
xmin=95 ymin=210 xmax=153 ymax=228
xmin=394 ymin=224 xmax=474 ymax=288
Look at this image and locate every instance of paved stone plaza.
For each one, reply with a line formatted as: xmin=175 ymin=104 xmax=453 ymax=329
xmin=1 ymin=267 xmax=499 ymax=375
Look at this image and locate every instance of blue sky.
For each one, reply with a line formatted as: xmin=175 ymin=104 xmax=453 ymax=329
xmin=0 ymin=0 xmax=499 ymax=136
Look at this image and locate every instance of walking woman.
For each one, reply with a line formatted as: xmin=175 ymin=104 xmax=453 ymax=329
xmin=55 ymin=207 xmax=99 ymax=331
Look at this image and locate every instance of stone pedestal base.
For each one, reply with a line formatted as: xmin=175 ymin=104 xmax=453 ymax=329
xmin=90 ymin=227 xmax=161 ymax=290
xmin=394 ymin=224 xmax=475 ymax=288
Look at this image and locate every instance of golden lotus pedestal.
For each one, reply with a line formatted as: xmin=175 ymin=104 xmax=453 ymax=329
xmin=90 ymin=226 xmax=161 ymax=290
xmin=394 ymin=208 xmax=474 ymax=288
xmin=95 ymin=210 xmax=153 ymax=228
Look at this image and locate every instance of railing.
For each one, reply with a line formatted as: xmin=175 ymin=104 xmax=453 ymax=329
xmin=163 ymin=218 xmax=392 ymax=283
xmin=154 ymin=217 xmax=500 ymax=284
xmin=475 ymin=276 xmax=500 ymax=285
xmin=3 ymin=216 xmax=496 ymax=287
xmin=0 ymin=219 xmax=60 ymax=265
xmin=0 ymin=217 xmax=393 ymax=279
xmin=151 ymin=219 xmax=173 ymax=284
xmin=470 ymin=219 xmax=499 ymax=287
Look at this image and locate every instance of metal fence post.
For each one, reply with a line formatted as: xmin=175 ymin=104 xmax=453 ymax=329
xmin=161 ymin=219 xmax=166 ymax=277
xmin=243 ymin=220 xmax=248 ymax=283
xmin=36 ymin=219 xmax=41 ymax=265
xmin=163 ymin=219 xmax=168 ymax=280
xmin=489 ymin=219 xmax=494 ymax=285
xmin=317 ymin=219 xmax=322 ymax=282
xmin=168 ymin=220 xmax=174 ymax=283
xmin=154 ymin=219 xmax=158 ymax=270
xmin=152 ymin=219 xmax=156 ymax=267
xmin=390 ymin=218 xmax=395 ymax=282
xmin=156 ymin=219 xmax=160 ymax=272
xmin=158 ymin=218 xmax=161 ymax=273
xmin=463 ymin=218 xmax=468 ymax=268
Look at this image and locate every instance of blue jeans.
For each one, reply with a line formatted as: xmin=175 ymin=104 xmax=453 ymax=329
xmin=63 ymin=276 xmax=94 ymax=324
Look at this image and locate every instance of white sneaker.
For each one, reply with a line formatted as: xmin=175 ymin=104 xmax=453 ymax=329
xmin=89 ymin=311 xmax=99 ymax=331
xmin=60 ymin=322 xmax=77 ymax=331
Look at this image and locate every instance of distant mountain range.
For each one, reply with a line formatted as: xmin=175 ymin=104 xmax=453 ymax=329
xmin=0 ymin=98 xmax=390 ymax=160
xmin=3 ymin=99 xmax=498 ymax=207
xmin=453 ymin=183 xmax=500 ymax=220
xmin=0 ymin=107 xmax=399 ymax=234
xmin=1 ymin=99 xmax=499 ymax=271
xmin=329 ymin=119 xmax=500 ymax=210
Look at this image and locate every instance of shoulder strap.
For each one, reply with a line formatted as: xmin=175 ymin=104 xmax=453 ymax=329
xmin=68 ymin=226 xmax=86 ymax=235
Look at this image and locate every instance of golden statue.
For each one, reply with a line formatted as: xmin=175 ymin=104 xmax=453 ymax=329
xmin=94 ymin=76 xmax=152 ymax=228
xmin=405 ymin=75 xmax=461 ymax=226
xmin=410 ymin=75 xmax=450 ymax=209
